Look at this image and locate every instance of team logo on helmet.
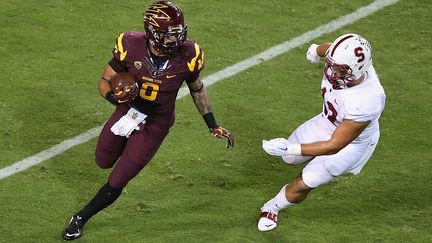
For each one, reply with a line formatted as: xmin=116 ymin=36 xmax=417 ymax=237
xmin=143 ymin=3 xmax=171 ymax=27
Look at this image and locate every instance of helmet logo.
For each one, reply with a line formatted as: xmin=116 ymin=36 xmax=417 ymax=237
xmin=354 ymin=47 xmax=365 ymax=62
xmin=144 ymin=4 xmax=171 ymax=27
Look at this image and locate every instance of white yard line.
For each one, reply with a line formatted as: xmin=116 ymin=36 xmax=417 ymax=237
xmin=0 ymin=0 xmax=399 ymax=180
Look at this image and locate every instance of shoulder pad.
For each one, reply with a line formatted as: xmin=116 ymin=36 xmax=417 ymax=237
xmin=112 ymin=32 xmax=146 ymax=62
xmin=183 ymin=41 xmax=205 ymax=73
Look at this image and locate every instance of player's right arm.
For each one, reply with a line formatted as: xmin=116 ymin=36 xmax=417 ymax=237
xmin=316 ymin=43 xmax=331 ymax=57
xmin=99 ymin=32 xmax=130 ymax=105
xmin=300 ymin=119 xmax=370 ymax=156
xmin=262 ymin=119 xmax=369 ymax=157
xmin=98 ymin=64 xmax=118 ymax=98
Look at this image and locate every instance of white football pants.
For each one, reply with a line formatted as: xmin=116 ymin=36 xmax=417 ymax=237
xmin=282 ymin=114 xmax=380 ymax=188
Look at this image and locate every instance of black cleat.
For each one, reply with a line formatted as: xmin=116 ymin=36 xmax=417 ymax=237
xmin=63 ymin=215 xmax=85 ymax=241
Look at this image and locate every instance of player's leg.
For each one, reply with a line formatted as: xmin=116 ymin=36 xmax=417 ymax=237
xmin=63 ymin=105 xmax=131 ymax=240
xmin=63 ymin=113 xmax=174 ymax=240
xmin=282 ymin=137 xmax=379 ymax=209
xmin=95 ymin=104 xmax=130 ymax=169
xmin=108 ymin=114 xmax=174 ymax=188
xmin=258 ymin=135 xmax=378 ymax=232
xmin=258 ymin=115 xmax=333 ymax=231
xmin=63 ymin=182 xmax=123 ymax=240
xmin=322 ymin=133 xmax=379 ymax=177
xmin=258 ymin=158 xmax=334 ymax=231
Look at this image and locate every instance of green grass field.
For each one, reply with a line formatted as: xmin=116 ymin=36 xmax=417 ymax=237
xmin=1 ymin=0 xmax=431 ymax=242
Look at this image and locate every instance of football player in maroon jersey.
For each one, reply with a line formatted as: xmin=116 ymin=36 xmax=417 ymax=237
xmin=63 ymin=1 xmax=233 ymax=240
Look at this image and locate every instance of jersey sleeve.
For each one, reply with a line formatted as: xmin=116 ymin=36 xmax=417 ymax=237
xmin=185 ymin=42 xmax=205 ymax=83
xmin=109 ymin=32 xmax=129 ymax=72
xmin=342 ymin=94 xmax=385 ymax=122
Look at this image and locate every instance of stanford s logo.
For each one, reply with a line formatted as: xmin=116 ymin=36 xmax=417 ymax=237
xmin=134 ymin=61 xmax=143 ymax=69
xmin=354 ymin=47 xmax=365 ymax=62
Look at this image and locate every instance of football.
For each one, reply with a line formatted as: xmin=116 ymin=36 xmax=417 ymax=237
xmin=109 ymin=72 xmax=139 ymax=103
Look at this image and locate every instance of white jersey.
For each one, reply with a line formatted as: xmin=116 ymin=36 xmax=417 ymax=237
xmin=320 ymin=64 xmax=386 ymax=143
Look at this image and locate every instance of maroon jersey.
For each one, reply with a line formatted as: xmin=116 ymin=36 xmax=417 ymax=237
xmin=109 ymin=31 xmax=205 ymax=115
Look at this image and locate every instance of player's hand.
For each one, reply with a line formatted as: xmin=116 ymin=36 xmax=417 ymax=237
xmin=113 ymin=82 xmax=139 ymax=103
xmin=262 ymin=138 xmax=290 ymax=156
xmin=306 ymin=43 xmax=320 ymax=64
xmin=211 ymin=126 xmax=234 ymax=148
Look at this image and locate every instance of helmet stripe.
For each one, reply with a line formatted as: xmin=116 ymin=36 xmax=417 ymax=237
xmin=330 ymin=34 xmax=354 ymax=57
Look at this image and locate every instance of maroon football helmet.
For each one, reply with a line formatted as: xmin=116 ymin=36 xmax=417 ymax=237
xmin=143 ymin=1 xmax=187 ymax=56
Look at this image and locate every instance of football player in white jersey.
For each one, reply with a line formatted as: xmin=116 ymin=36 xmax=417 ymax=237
xmin=257 ymin=33 xmax=386 ymax=232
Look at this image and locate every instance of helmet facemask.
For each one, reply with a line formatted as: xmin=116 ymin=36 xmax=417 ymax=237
xmin=325 ymin=57 xmax=355 ymax=89
xmin=147 ymin=24 xmax=187 ymax=56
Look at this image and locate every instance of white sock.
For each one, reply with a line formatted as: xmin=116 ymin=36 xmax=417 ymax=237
xmin=262 ymin=185 xmax=295 ymax=214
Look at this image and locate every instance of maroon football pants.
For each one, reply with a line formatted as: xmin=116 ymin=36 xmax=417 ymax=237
xmin=95 ymin=104 xmax=174 ymax=188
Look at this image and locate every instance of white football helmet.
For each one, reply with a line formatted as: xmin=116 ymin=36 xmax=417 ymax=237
xmin=325 ymin=33 xmax=372 ymax=89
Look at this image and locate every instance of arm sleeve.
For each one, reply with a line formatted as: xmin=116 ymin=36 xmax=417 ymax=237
xmin=108 ymin=58 xmax=127 ymax=73
xmin=109 ymin=32 xmax=129 ymax=73
xmin=185 ymin=43 xmax=205 ymax=84
xmin=185 ymin=72 xmax=200 ymax=84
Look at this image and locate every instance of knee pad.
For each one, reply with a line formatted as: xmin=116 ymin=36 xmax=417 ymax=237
xmin=302 ymin=161 xmax=334 ymax=188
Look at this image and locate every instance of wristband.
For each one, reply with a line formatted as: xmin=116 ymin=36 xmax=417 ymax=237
xmin=203 ymin=112 xmax=218 ymax=130
xmin=105 ymin=90 xmax=117 ymax=106
xmin=287 ymin=143 xmax=302 ymax=156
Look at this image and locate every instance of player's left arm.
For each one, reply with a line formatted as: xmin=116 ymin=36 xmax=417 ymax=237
xmin=301 ymin=119 xmax=370 ymax=156
xmin=188 ymin=78 xmax=234 ymax=148
xmin=306 ymin=42 xmax=331 ymax=64
xmin=188 ymin=77 xmax=212 ymax=115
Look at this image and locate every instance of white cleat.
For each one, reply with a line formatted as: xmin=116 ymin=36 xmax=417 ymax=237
xmin=258 ymin=211 xmax=278 ymax=232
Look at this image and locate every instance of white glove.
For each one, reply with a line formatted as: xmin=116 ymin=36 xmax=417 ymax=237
xmin=306 ymin=43 xmax=320 ymax=64
xmin=262 ymin=138 xmax=302 ymax=156
xmin=110 ymin=108 xmax=147 ymax=138
xmin=262 ymin=138 xmax=290 ymax=156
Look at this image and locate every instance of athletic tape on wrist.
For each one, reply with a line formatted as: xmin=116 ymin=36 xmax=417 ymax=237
xmin=287 ymin=144 xmax=302 ymax=155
